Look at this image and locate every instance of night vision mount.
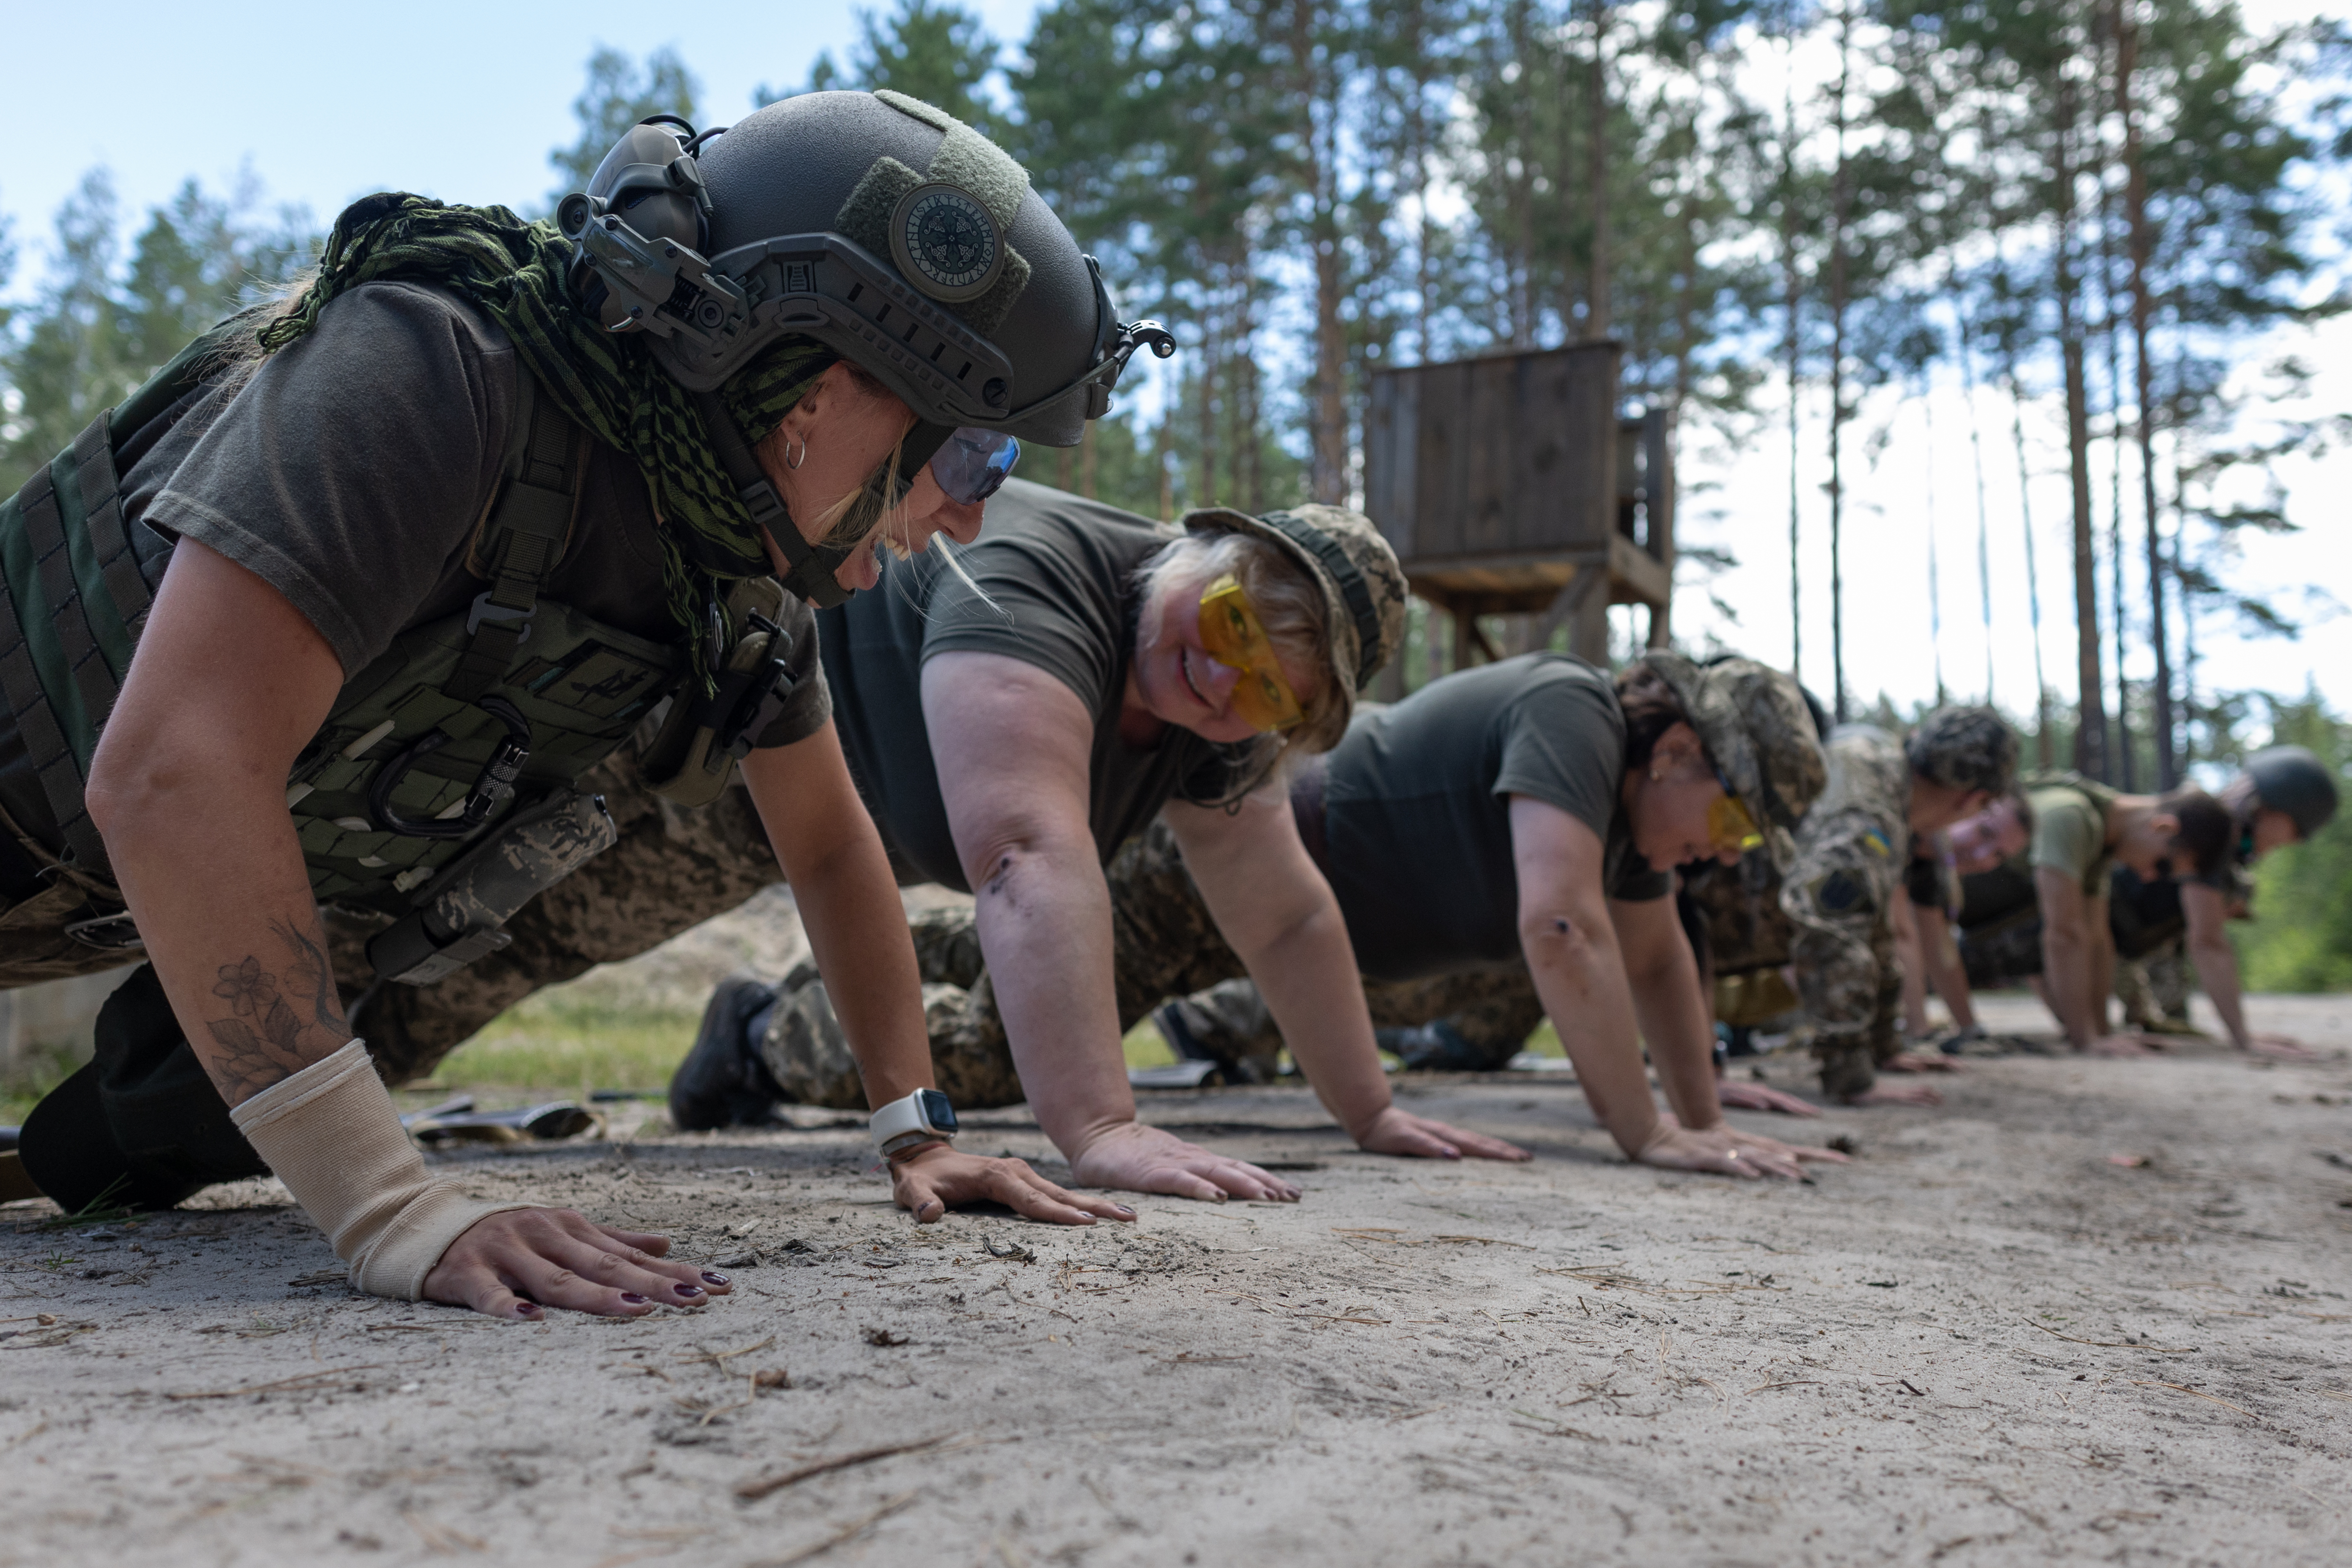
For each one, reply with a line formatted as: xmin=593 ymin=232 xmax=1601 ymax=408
xmin=555 ymin=118 xmax=1175 ymax=438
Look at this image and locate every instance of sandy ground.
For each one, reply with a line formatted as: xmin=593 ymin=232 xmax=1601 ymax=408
xmin=5 ymin=994 xmax=2352 ymax=1567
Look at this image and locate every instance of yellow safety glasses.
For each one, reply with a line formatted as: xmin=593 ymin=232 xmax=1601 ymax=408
xmin=1197 ymin=574 xmax=1306 ymax=733
xmin=1708 ymin=782 xmax=1764 ymax=855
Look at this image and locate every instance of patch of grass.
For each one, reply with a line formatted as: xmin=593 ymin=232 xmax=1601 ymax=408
xmin=1519 ymin=1019 xmax=1565 ymax=1058
xmin=1 ymin=1043 xmax=85 ymax=1128
xmin=417 ymin=991 xmax=702 ymax=1097
xmin=1123 ymin=1016 xmax=1177 ymax=1070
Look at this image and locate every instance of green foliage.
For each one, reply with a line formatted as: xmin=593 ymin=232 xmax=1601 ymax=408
xmin=0 ymin=171 xmax=318 ymax=501
xmin=546 ymin=45 xmax=702 ymax=204
xmin=2221 ymin=688 xmax=2352 ymax=992
xmin=760 ymin=0 xmax=1001 ymax=129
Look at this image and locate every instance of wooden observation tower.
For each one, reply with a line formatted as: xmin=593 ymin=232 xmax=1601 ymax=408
xmin=1363 ymin=340 xmax=1673 ymax=677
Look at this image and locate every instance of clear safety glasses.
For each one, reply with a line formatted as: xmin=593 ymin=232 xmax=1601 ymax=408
xmin=1197 ymin=574 xmax=1306 ymax=733
xmin=929 ymin=427 xmax=1020 ymax=505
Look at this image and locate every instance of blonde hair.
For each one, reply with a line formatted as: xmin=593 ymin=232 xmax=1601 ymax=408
xmin=1136 ymin=529 xmax=1348 ymax=755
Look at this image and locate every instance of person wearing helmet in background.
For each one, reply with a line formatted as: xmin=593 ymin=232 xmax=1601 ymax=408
xmin=2100 ymin=746 xmax=2338 ymax=1060
xmin=2005 ymin=769 xmax=2244 ymax=1058
xmin=1912 ymin=746 xmax=2338 ymax=1063
xmin=1 ymin=91 xmax=1149 ymax=1317
xmin=840 ymin=649 xmax=1851 ymax=1181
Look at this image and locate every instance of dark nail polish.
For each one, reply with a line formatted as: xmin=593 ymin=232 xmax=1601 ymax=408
xmin=515 ymin=1302 xmax=542 ymax=1318
xmin=675 ymin=1283 xmax=705 ymax=1299
xmin=1113 ymin=1205 xmax=1135 ymax=1217
xmin=702 ymin=1271 xmax=730 ymax=1287
xmin=620 ymin=1292 xmax=649 ymax=1305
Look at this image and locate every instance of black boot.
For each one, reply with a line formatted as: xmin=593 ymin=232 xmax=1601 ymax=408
xmin=668 ymin=975 xmax=786 ymax=1132
xmin=17 ymin=965 xmax=272 ymax=1214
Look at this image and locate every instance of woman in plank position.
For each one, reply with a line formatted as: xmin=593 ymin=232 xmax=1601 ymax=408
xmin=4 ymin=91 xmax=1151 ymax=1315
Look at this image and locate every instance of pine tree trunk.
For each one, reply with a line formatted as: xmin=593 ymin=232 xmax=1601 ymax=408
xmin=2096 ymin=19 xmax=2135 ymax=792
xmin=1198 ymin=286 xmax=1220 ymax=508
xmin=2053 ymin=65 xmax=2109 ymax=780
xmin=1783 ymin=75 xmax=1803 ymax=683
xmin=1294 ymin=0 xmax=1348 ymax=503
xmin=1826 ymin=4 xmax=1853 ymax=723
xmin=1408 ymin=0 xmax=1434 ymax=365
xmin=1998 ymin=240 xmax=2056 ymax=769
xmin=1583 ymin=0 xmax=1611 ymax=341
xmin=2117 ymin=0 xmax=2175 ymax=787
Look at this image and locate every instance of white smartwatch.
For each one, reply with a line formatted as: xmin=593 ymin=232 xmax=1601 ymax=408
xmin=870 ymin=1088 xmax=958 ymax=1157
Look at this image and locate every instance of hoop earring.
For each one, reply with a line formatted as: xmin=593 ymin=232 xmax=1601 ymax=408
xmin=784 ymin=433 xmax=808 ymax=471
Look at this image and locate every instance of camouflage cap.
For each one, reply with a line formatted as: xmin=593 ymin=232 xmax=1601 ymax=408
xmin=1905 ymin=705 xmax=2020 ymax=798
xmin=1638 ymin=651 xmax=1828 ymax=872
xmin=1182 ymin=505 xmax=1408 ymax=715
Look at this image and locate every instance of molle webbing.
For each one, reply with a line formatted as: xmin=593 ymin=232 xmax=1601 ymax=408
xmin=0 ymin=410 xmax=154 ymax=881
xmin=446 ymin=371 xmax=583 ymax=704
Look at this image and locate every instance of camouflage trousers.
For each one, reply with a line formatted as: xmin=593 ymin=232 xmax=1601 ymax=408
xmin=1781 ymin=805 xmax=1908 ymax=1101
xmin=754 ymin=817 xmax=1548 ymax=1110
xmin=1957 ymin=911 xmax=2045 ymax=993
xmin=1160 ymin=970 xmax=1543 ymax=1078
xmin=326 ymin=738 xmax=784 ymax=1085
xmin=2117 ymin=940 xmax=2193 ymax=1028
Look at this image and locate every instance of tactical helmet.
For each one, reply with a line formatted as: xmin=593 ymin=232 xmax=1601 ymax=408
xmin=1182 ymin=504 xmax=1408 ymax=719
xmin=2242 ymin=745 xmax=2339 ymax=841
xmin=1906 ymin=705 xmax=2019 ymax=798
xmin=1639 ymin=652 xmax=1828 ymax=872
xmin=558 ymin=92 xmax=1171 ymax=445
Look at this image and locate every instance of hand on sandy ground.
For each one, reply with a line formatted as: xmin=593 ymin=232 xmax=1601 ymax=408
xmin=1880 ymin=1051 xmax=1961 ymax=1074
xmin=891 ymin=1144 xmax=1136 ymax=1226
xmin=2244 ymin=1033 xmax=2320 ymax=1063
xmin=2083 ymin=1032 xmax=2161 ymax=1058
xmin=1352 ymin=1105 xmax=1531 ymax=1162
xmin=1719 ymin=1121 xmax=1849 ymax=1168
xmin=1842 ymin=1081 xmax=1944 ymax=1107
xmin=1635 ymin=1118 xmax=1804 ymax=1180
xmin=1069 ymin=1121 xmax=1301 ymax=1204
xmin=1716 ymin=1079 xmax=1822 ymax=1116
xmin=423 ymin=1208 xmax=732 ymax=1320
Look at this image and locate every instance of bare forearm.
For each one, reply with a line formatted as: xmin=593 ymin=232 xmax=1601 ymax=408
xmin=2189 ymin=938 xmax=2250 ymax=1048
xmin=2041 ymin=927 xmax=2097 ymax=1045
xmin=787 ymin=834 xmax=933 ymax=1108
xmin=97 ymin=780 xmax=349 ymax=1105
xmin=1524 ymin=927 xmax=1657 ymax=1155
xmin=972 ymin=846 xmax=1135 ymax=1156
xmin=1241 ymin=902 xmax=1389 ymax=1138
xmin=1920 ymin=912 xmax=1975 ymax=1028
xmin=1630 ymin=962 xmax=1721 ymax=1131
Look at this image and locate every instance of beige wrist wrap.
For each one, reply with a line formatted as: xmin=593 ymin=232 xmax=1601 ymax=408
xmin=230 ymin=1040 xmax=529 ymax=1299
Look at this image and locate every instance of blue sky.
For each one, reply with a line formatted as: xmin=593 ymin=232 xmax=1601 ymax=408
xmin=0 ymin=0 xmax=1046 ymax=245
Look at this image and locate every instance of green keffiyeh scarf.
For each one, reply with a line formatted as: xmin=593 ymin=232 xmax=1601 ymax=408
xmin=258 ymin=192 xmax=834 ymax=660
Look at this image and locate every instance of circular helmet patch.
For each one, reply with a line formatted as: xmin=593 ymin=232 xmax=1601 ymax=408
xmin=889 ymin=183 xmax=1005 ymax=304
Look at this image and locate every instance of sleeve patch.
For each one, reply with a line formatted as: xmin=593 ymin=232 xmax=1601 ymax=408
xmin=1815 ymin=870 xmax=1870 ymax=915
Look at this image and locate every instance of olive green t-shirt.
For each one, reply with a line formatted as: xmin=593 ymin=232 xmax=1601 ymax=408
xmin=0 ymin=281 xmax=831 ymax=867
xmin=817 ymin=478 xmax=1251 ymax=891
xmin=2025 ymin=772 xmax=2122 ymax=898
xmin=1319 ymin=653 xmax=1667 ymax=983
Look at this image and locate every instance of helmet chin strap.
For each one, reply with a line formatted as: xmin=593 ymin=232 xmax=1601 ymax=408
xmin=692 ymin=391 xmax=958 ymax=610
xmin=692 ymin=390 xmax=852 ymax=608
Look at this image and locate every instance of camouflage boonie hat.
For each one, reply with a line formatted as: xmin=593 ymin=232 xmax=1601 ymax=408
xmin=1182 ymin=504 xmax=1408 ymax=719
xmin=1638 ymin=651 xmax=1827 ymax=872
xmin=1906 ymin=705 xmax=2019 ymax=798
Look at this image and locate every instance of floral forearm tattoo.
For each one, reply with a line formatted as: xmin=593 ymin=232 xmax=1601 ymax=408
xmin=203 ymin=917 xmax=352 ymax=1102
